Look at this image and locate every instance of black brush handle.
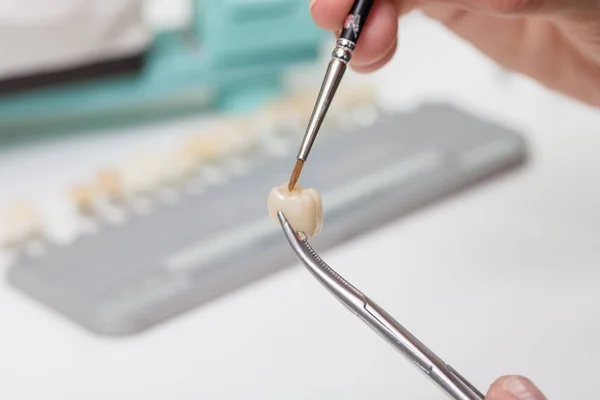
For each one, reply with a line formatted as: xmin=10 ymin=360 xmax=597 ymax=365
xmin=339 ymin=0 xmax=375 ymax=45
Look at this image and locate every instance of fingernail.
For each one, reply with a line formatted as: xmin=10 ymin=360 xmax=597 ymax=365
xmin=502 ymin=376 xmax=547 ymax=400
xmin=310 ymin=0 xmax=317 ymax=10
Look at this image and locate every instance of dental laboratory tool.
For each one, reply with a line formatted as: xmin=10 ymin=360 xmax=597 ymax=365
xmin=277 ymin=210 xmax=485 ymax=400
xmin=288 ymin=0 xmax=375 ymax=191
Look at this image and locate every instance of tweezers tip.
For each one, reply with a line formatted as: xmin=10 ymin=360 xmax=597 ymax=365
xmin=276 ymin=210 xmax=286 ymax=225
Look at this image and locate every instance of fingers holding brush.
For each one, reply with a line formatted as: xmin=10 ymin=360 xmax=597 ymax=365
xmin=349 ymin=0 xmax=399 ymax=72
xmin=311 ymin=0 xmax=405 ymax=72
xmin=353 ymin=34 xmax=398 ymax=73
xmin=310 ymin=0 xmax=357 ymax=30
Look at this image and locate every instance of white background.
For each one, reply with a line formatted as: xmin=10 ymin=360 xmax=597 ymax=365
xmin=1 ymin=9 xmax=600 ymax=399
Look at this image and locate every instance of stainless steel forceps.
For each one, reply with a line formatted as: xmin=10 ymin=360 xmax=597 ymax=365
xmin=277 ymin=211 xmax=485 ymax=400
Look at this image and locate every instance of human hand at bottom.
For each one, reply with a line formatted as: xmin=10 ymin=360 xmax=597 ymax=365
xmin=486 ymin=375 xmax=547 ymax=400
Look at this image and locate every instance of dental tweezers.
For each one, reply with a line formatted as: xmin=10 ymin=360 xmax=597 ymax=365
xmin=277 ymin=211 xmax=484 ymax=400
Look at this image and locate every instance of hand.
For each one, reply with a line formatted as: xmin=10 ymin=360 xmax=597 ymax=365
xmin=310 ymin=0 xmax=600 ymax=108
xmin=486 ymin=375 xmax=547 ymax=400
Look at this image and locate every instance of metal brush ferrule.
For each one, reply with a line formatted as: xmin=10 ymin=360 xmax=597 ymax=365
xmin=296 ymin=40 xmax=352 ymax=162
xmin=332 ymin=39 xmax=355 ymax=64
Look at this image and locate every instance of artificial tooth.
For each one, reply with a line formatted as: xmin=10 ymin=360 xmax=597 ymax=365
xmin=267 ymin=182 xmax=322 ymax=237
xmin=95 ymin=168 xmax=125 ymax=202
xmin=224 ymin=131 xmax=257 ymax=156
xmin=183 ymin=135 xmax=223 ymax=164
xmin=211 ymin=118 xmax=257 ymax=157
xmin=120 ymin=152 xmax=167 ymax=197
xmin=0 ymin=200 xmax=43 ymax=248
xmin=68 ymin=184 xmax=96 ymax=214
xmin=169 ymin=148 xmax=199 ymax=181
xmin=262 ymin=94 xmax=310 ymax=132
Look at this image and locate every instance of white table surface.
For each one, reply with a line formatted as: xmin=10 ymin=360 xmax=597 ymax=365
xmin=1 ymin=12 xmax=600 ymax=400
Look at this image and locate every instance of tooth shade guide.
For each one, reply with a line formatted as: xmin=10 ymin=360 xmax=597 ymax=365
xmin=5 ymin=104 xmax=528 ymax=335
xmin=3 ymin=98 xmax=300 ymax=238
xmin=0 ymin=94 xmax=332 ymax=248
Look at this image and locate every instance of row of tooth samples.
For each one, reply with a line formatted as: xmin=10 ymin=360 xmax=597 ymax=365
xmin=69 ymin=143 xmax=211 ymax=214
xmin=0 ymin=200 xmax=44 ymax=250
xmin=66 ymin=120 xmax=252 ymax=217
xmin=63 ymin=87 xmax=376 ymax=219
xmin=0 ymin=87 xmax=376 ymax=251
xmin=69 ymin=168 xmax=126 ymax=216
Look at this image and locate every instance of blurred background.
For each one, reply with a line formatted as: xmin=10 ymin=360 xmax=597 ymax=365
xmin=1 ymin=1 xmax=600 ymax=399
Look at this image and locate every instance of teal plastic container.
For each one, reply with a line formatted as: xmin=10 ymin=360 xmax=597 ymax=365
xmin=0 ymin=0 xmax=324 ymax=146
xmin=196 ymin=0 xmax=322 ymax=65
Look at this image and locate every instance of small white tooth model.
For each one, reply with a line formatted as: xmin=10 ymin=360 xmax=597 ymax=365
xmin=261 ymin=93 xmax=313 ymax=132
xmin=120 ymin=152 xmax=168 ymax=197
xmin=210 ymin=118 xmax=259 ymax=157
xmin=167 ymin=148 xmax=199 ymax=183
xmin=0 ymin=200 xmax=43 ymax=248
xmin=68 ymin=184 xmax=96 ymax=214
xmin=182 ymin=135 xmax=223 ymax=164
xmin=95 ymin=168 xmax=125 ymax=202
xmin=267 ymin=182 xmax=322 ymax=237
xmin=223 ymin=130 xmax=257 ymax=157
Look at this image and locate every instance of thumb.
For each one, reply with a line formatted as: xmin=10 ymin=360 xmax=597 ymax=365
xmin=486 ymin=375 xmax=547 ymax=400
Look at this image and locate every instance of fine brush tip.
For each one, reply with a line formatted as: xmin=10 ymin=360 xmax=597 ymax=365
xmin=288 ymin=159 xmax=304 ymax=192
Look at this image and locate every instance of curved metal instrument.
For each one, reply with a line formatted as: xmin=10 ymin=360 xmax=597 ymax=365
xmin=277 ymin=211 xmax=484 ymax=400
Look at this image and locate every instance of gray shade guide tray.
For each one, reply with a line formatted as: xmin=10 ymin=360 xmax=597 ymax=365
xmin=7 ymin=103 xmax=528 ymax=336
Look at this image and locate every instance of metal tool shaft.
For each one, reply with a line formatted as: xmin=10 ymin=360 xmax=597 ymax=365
xmin=296 ymin=39 xmax=354 ymax=161
xmin=277 ymin=211 xmax=485 ymax=400
xmin=291 ymin=0 xmax=374 ymax=186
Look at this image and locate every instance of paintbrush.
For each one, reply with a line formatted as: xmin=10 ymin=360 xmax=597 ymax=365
xmin=288 ymin=0 xmax=375 ymax=191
